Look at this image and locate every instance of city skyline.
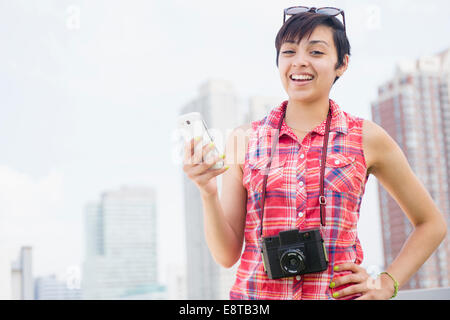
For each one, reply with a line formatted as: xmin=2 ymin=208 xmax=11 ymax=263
xmin=82 ymin=185 xmax=164 ymax=299
xmin=1 ymin=0 xmax=450 ymax=299
xmin=372 ymin=49 xmax=450 ymax=289
xmin=181 ymin=80 xmax=242 ymax=299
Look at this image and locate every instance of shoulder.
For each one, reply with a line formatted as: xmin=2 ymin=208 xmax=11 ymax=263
xmin=362 ymin=118 xmax=394 ymax=150
xmin=361 ymin=118 xmax=399 ymax=175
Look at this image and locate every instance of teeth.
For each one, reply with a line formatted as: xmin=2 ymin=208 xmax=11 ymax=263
xmin=291 ymin=74 xmax=313 ymax=81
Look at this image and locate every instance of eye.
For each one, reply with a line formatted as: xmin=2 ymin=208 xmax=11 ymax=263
xmin=281 ymin=50 xmax=295 ymax=54
xmin=311 ymin=51 xmax=323 ymax=55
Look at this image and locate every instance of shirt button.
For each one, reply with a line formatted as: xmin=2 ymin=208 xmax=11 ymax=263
xmin=296 ymin=275 xmax=302 ymax=280
xmin=299 ymin=181 xmax=304 ymax=187
xmin=298 ymin=212 xmax=304 ymax=218
xmin=300 ymin=154 xmax=305 ymax=159
xmin=334 ymin=159 xmax=340 ymax=165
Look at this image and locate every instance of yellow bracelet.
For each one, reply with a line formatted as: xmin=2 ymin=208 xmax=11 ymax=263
xmin=380 ymin=271 xmax=399 ymax=299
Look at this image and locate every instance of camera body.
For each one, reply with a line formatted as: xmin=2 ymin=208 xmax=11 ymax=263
xmin=261 ymin=229 xmax=328 ymax=279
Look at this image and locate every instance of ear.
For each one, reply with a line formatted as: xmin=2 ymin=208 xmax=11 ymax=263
xmin=336 ymin=54 xmax=349 ymax=77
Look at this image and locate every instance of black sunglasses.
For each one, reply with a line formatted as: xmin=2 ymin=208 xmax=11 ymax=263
xmin=283 ymin=6 xmax=346 ymax=32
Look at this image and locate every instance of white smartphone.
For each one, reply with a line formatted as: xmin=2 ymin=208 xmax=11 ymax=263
xmin=176 ymin=112 xmax=224 ymax=170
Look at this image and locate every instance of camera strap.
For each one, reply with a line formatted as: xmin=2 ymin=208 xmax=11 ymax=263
xmin=259 ymin=102 xmax=332 ymax=237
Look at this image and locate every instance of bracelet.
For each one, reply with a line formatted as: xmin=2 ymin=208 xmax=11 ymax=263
xmin=380 ymin=271 xmax=399 ymax=299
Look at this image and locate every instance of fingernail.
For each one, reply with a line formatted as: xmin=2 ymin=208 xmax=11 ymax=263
xmin=209 ymin=142 xmax=215 ymax=148
xmin=334 ymin=266 xmax=339 ymax=271
xmin=194 ymin=136 xmax=202 ymax=141
xmin=219 ymin=154 xmax=226 ymax=159
xmin=329 ymin=282 xmax=335 ymax=289
xmin=224 ymin=165 xmax=229 ymax=170
xmin=332 ymin=292 xmax=339 ymax=299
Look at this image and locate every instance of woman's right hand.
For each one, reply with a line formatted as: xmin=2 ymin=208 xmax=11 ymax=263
xmin=182 ymin=137 xmax=229 ymax=198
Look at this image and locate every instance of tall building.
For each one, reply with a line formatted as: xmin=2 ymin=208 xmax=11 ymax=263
xmin=371 ymin=48 xmax=450 ymax=289
xmin=180 ymin=79 xmax=244 ymax=299
xmin=82 ymin=185 xmax=166 ymax=299
xmin=11 ymin=246 xmax=34 ymax=300
xmin=34 ymin=274 xmax=82 ymax=300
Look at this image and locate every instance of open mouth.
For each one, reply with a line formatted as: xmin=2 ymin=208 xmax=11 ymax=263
xmin=289 ymin=74 xmax=314 ymax=82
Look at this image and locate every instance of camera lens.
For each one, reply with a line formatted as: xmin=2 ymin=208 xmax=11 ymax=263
xmin=280 ymin=249 xmax=305 ymax=275
xmin=290 ymin=258 xmax=298 ymax=267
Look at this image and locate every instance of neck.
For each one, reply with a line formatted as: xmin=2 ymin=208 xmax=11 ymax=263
xmin=284 ymin=97 xmax=330 ymax=132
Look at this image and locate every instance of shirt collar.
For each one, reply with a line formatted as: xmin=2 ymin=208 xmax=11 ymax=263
xmin=259 ymin=99 xmax=348 ymax=139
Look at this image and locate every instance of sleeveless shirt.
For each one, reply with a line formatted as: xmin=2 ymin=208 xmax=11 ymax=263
xmin=229 ymin=99 xmax=370 ymax=300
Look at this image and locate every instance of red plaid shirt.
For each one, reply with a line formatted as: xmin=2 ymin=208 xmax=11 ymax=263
xmin=230 ymin=99 xmax=369 ymax=300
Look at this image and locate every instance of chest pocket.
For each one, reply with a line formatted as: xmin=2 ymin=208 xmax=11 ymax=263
xmin=248 ymin=155 xmax=287 ymax=193
xmin=324 ymin=153 xmax=358 ymax=194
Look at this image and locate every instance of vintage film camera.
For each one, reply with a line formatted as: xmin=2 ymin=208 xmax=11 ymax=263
xmin=261 ymin=229 xmax=328 ymax=279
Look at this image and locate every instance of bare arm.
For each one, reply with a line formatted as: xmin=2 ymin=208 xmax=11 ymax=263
xmin=367 ymin=119 xmax=447 ymax=288
xmin=332 ymin=119 xmax=447 ymax=300
xmin=201 ymin=124 xmax=250 ymax=268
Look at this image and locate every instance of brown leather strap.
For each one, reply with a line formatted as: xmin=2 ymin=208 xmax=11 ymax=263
xmin=259 ymin=103 xmax=332 ymax=237
xmin=319 ymin=108 xmax=332 ymax=226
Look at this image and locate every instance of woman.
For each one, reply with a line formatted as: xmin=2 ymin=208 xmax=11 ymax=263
xmin=182 ymin=8 xmax=447 ymax=300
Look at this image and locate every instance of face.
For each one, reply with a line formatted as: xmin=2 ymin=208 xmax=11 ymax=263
xmin=278 ymin=25 xmax=348 ymax=103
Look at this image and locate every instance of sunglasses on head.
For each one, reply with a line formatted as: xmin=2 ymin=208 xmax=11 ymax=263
xmin=283 ymin=6 xmax=346 ymax=32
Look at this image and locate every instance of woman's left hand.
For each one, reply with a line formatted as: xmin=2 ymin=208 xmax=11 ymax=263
xmin=331 ymin=263 xmax=394 ymax=300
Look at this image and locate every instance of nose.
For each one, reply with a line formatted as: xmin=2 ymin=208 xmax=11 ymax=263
xmin=292 ymin=51 xmax=310 ymax=68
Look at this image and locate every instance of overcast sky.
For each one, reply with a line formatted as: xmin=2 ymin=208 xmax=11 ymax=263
xmin=1 ymin=0 xmax=449 ymax=298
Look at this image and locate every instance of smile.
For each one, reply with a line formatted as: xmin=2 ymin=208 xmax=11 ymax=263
xmin=289 ymin=74 xmax=314 ymax=86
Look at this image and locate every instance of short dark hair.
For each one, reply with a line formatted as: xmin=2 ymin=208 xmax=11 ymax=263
xmin=275 ymin=12 xmax=351 ymax=84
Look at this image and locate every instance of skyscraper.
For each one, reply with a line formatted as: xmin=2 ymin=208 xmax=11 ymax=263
xmin=371 ymin=48 xmax=450 ymax=289
xmin=10 ymin=246 xmax=34 ymax=300
xmin=82 ymin=185 xmax=165 ymax=299
xmin=180 ymin=79 xmax=243 ymax=299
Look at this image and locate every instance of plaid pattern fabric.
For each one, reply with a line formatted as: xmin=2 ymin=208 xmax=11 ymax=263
xmin=229 ymin=99 xmax=369 ymax=300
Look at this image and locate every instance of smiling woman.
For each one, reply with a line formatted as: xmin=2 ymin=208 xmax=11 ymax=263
xmin=181 ymin=7 xmax=447 ymax=301
xmin=275 ymin=11 xmax=350 ymax=85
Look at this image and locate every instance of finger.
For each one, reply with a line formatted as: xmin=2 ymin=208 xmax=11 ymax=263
xmin=202 ymin=142 xmax=221 ymax=165
xmin=184 ymin=137 xmax=203 ymax=165
xmin=190 ymin=153 xmax=224 ymax=176
xmin=194 ymin=141 xmax=220 ymax=165
xmin=192 ymin=140 xmax=213 ymax=164
xmin=199 ymin=163 xmax=230 ymax=182
xmin=183 ymin=137 xmax=196 ymax=158
xmin=332 ymin=283 xmax=366 ymax=299
xmin=334 ymin=263 xmax=361 ymax=273
xmin=332 ymin=273 xmax=365 ymax=288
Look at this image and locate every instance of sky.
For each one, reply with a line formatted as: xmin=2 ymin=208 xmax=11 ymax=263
xmin=0 ymin=0 xmax=449 ymax=298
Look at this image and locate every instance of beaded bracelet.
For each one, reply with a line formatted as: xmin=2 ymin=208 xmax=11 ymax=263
xmin=380 ymin=271 xmax=399 ymax=299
